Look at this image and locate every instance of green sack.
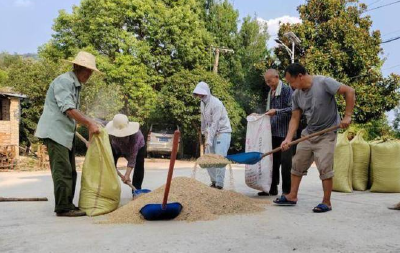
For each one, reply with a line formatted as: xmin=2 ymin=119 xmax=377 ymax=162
xmin=333 ymin=131 xmax=353 ymax=193
xmin=370 ymin=140 xmax=400 ymax=193
xmin=350 ymin=130 xmax=370 ymax=191
xmin=79 ymin=129 xmax=121 ymax=216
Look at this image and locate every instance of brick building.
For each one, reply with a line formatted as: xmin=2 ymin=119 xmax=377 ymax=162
xmin=0 ymin=89 xmax=27 ymax=160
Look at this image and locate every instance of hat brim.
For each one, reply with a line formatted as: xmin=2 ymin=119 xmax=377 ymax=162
xmin=105 ymin=121 xmax=140 ymax=137
xmin=64 ymin=59 xmax=102 ymax=73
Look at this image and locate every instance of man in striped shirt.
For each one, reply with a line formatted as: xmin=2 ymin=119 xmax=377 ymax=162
xmin=259 ymin=69 xmax=293 ymax=196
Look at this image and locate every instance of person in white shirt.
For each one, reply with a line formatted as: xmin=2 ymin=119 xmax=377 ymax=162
xmin=193 ymin=81 xmax=232 ymax=189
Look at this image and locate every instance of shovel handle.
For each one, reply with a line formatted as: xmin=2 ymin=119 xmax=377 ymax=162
xmin=75 ymin=132 xmax=89 ymax=147
xmin=261 ymin=125 xmax=340 ymax=158
xmin=115 ymin=167 xmax=137 ymax=191
xmin=162 ymin=130 xmax=180 ymax=209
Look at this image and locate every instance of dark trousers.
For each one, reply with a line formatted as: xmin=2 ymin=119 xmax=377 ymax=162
xmin=271 ymin=136 xmax=292 ymax=194
xmin=113 ymin=146 xmax=145 ymax=189
xmin=44 ymin=138 xmax=77 ymax=213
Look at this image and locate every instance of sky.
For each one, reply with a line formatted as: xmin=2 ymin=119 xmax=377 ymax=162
xmin=0 ymin=0 xmax=398 ymax=76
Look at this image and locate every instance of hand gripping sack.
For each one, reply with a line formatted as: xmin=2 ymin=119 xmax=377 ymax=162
xmin=350 ymin=130 xmax=370 ymax=191
xmin=244 ymin=114 xmax=273 ymax=192
xmin=370 ymin=140 xmax=400 ymax=193
xmin=79 ymin=129 xmax=121 ymax=216
xmin=333 ymin=131 xmax=353 ymax=193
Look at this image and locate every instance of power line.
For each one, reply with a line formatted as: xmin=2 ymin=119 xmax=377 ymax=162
xmin=365 ymin=0 xmax=400 ymax=12
xmin=382 ymin=36 xmax=400 ymax=44
xmin=383 ymin=64 xmax=400 ymax=71
xmin=382 ymin=29 xmax=400 ymax=38
xmin=367 ymin=0 xmax=384 ymax=7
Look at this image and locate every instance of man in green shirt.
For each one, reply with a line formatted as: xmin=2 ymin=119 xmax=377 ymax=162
xmin=35 ymin=51 xmax=100 ymax=217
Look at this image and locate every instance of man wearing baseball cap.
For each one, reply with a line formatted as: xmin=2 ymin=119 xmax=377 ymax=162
xmin=35 ymin=51 xmax=101 ymax=217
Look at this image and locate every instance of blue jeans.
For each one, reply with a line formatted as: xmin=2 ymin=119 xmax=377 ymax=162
xmin=205 ymin=133 xmax=231 ymax=188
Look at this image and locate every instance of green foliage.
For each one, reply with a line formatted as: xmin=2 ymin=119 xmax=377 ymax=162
xmin=3 ymin=57 xmax=67 ymax=145
xmin=393 ymin=107 xmax=400 ymax=138
xmin=38 ymin=0 xmax=213 ymax=124
xmin=233 ymin=16 xmax=270 ymax=113
xmin=156 ymin=68 xmax=245 ymax=156
xmin=275 ymin=0 xmax=400 ymax=123
xmin=347 ymin=115 xmax=396 ymax=141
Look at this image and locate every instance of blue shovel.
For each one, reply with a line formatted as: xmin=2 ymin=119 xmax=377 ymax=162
xmin=140 ymin=130 xmax=183 ymax=221
xmin=226 ymin=125 xmax=340 ymax=165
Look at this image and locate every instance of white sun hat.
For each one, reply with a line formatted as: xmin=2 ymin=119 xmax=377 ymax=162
xmin=105 ymin=114 xmax=140 ymax=137
xmin=65 ymin=51 xmax=101 ymax=72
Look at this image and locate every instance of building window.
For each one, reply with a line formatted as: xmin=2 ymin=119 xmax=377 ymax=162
xmin=0 ymin=98 xmax=10 ymax=121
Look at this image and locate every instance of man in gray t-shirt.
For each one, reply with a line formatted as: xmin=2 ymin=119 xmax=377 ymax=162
xmin=292 ymin=75 xmax=341 ymax=134
xmin=274 ymin=63 xmax=355 ymax=213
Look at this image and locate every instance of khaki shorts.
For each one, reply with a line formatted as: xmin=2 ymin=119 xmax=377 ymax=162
xmin=291 ymin=131 xmax=337 ymax=180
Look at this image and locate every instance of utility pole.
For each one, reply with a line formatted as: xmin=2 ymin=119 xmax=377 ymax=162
xmin=211 ymin=46 xmax=234 ymax=74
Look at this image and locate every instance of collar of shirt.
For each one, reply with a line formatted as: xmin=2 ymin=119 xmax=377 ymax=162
xmin=266 ymin=81 xmax=283 ymax=110
xmin=69 ymin=71 xmax=82 ymax=88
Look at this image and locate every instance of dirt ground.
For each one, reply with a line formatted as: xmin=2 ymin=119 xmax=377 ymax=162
xmin=1 ymin=159 xmax=400 ymax=253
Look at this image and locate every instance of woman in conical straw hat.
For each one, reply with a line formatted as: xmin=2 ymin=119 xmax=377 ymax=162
xmin=106 ymin=114 xmax=147 ymax=197
xmin=35 ymin=51 xmax=101 ymax=217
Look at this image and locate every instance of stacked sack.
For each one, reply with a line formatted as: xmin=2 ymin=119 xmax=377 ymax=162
xmin=350 ymin=130 xmax=370 ymax=191
xmin=332 ymin=129 xmax=400 ymax=193
xmin=370 ymin=139 xmax=400 ymax=193
xmin=333 ymin=131 xmax=353 ymax=193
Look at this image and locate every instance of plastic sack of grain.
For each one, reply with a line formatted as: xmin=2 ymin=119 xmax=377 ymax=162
xmin=333 ymin=131 xmax=353 ymax=193
xmin=370 ymin=140 xmax=400 ymax=193
xmin=244 ymin=114 xmax=273 ymax=192
xmin=350 ymin=130 xmax=370 ymax=191
xmin=79 ymin=128 xmax=121 ymax=216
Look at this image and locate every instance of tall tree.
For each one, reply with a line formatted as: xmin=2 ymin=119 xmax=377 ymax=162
xmin=39 ymin=0 xmax=213 ymax=122
xmin=234 ymin=16 xmax=270 ymax=113
xmin=275 ymin=0 xmax=400 ymax=123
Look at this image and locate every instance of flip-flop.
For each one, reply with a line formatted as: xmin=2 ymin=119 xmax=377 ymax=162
xmin=313 ymin=203 xmax=332 ymax=213
xmin=273 ymin=195 xmax=297 ymax=206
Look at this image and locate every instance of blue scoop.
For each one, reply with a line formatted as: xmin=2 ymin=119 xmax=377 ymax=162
xmin=140 ymin=202 xmax=183 ymax=220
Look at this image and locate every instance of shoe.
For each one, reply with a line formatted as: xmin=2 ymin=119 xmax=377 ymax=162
xmin=258 ymin=191 xmax=270 ymax=196
xmin=216 ymin=186 xmax=223 ymax=190
xmin=210 ymin=182 xmax=216 ymax=188
xmin=56 ymin=209 xmax=86 ymax=217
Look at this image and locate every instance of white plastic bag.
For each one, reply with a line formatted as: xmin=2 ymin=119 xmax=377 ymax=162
xmin=244 ymin=114 xmax=273 ymax=192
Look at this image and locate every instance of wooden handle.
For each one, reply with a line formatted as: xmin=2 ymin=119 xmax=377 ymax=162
xmin=0 ymin=197 xmax=48 ymax=202
xmin=75 ymin=132 xmax=89 ymax=147
xmin=115 ymin=168 xmax=137 ymax=191
xmin=261 ymin=125 xmax=340 ymax=158
xmin=162 ymin=130 xmax=180 ymax=209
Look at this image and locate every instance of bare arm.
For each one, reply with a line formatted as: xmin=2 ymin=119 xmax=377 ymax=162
xmin=66 ymin=109 xmax=100 ymax=138
xmin=337 ymin=85 xmax=355 ymax=129
xmin=281 ymin=109 xmax=302 ymax=151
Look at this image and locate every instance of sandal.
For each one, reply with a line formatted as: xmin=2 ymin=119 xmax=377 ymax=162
xmin=273 ymin=195 xmax=297 ymax=206
xmin=313 ymin=203 xmax=332 ymax=213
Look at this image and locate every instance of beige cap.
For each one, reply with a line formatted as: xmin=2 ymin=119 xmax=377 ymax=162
xmin=66 ymin=51 xmax=101 ymax=72
xmin=105 ymin=114 xmax=140 ymax=137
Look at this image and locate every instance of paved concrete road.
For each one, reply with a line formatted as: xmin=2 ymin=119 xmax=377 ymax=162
xmin=1 ymin=160 xmax=400 ymax=253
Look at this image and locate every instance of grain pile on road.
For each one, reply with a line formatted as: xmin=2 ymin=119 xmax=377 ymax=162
xmin=103 ymin=177 xmax=268 ymax=224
